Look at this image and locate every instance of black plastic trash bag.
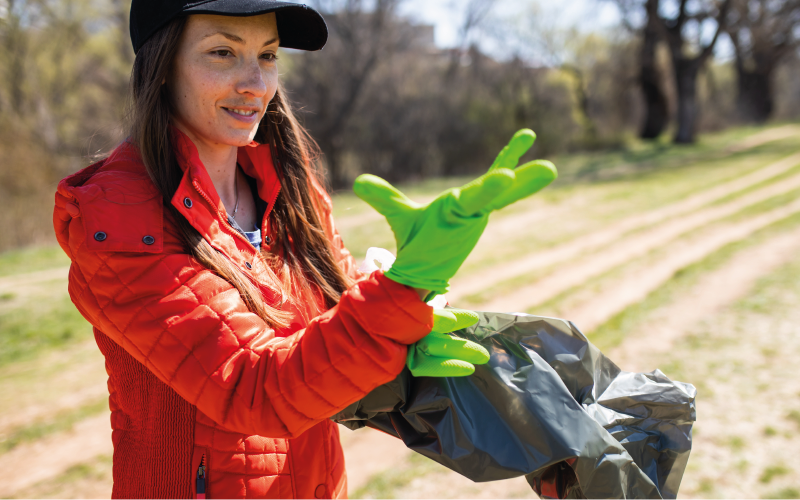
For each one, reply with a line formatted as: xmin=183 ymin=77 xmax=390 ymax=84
xmin=332 ymin=311 xmax=696 ymax=499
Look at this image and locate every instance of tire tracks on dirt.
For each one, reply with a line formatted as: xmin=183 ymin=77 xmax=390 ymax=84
xmin=0 ymin=412 xmax=112 ymax=497
xmin=476 ymin=164 xmax=800 ymax=313
xmin=449 ymin=151 xmax=800 ymax=304
xmin=560 ymin=201 xmax=800 ymax=331
xmin=608 ymin=225 xmax=800 ymax=370
xmin=0 ymin=266 xmax=70 ymax=292
xmin=0 ymin=341 xmax=108 ymax=435
xmin=727 ymin=124 xmax=800 ymax=153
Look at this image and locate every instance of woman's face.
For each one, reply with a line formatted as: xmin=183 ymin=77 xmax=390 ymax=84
xmin=170 ymin=13 xmax=280 ymax=151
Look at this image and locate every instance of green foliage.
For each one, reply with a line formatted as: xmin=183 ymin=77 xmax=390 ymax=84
xmin=759 ymin=465 xmax=791 ymax=484
xmin=0 ymin=0 xmax=133 ymax=251
xmin=763 ymin=487 xmax=800 ymax=499
xmin=0 ymin=292 xmax=93 ymax=366
xmin=0 ymin=246 xmax=70 ymax=277
xmin=727 ymin=436 xmax=746 ymax=451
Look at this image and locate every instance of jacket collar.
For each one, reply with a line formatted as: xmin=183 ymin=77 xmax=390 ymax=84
xmin=169 ymin=127 xmax=281 ymax=267
xmin=170 ymin=127 xmax=282 ymax=220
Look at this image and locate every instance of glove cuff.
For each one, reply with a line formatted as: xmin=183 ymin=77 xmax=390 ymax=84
xmin=384 ymin=268 xmax=450 ymax=297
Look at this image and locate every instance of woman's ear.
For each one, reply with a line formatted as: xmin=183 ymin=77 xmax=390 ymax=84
xmin=162 ymin=77 xmax=166 ymax=85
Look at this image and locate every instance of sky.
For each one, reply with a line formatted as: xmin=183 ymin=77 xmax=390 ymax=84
xmin=398 ymin=0 xmax=622 ymax=49
xmin=295 ymin=0 xmax=734 ymax=62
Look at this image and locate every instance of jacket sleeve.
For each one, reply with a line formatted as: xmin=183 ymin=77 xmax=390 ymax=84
xmin=66 ymin=243 xmax=431 ymax=439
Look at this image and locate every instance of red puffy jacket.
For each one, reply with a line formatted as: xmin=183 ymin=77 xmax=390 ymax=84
xmin=53 ymin=130 xmax=433 ymax=498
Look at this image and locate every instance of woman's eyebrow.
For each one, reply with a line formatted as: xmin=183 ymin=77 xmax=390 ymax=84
xmin=203 ymin=31 xmax=244 ymax=43
xmin=201 ymin=32 xmax=279 ymax=48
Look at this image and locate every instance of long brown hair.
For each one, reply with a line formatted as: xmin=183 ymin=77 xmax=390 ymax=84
xmin=129 ymin=16 xmax=353 ymax=328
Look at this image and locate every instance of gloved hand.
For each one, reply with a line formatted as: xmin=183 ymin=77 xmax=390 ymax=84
xmin=407 ymin=307 xmax=489 ymax=377
xmin=353 ymin=129 xmax=557 ymax=296
xmin=356 ymin=248 xmax=487 ymax=377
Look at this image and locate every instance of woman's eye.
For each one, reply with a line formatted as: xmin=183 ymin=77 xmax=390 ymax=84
xmin=261 ymin=53 xmax=279 ymax=62
xmin=211 ymin=50 xmax=231 ymax=57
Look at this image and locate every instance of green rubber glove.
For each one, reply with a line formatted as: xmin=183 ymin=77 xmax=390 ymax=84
xmin=407 ymin=308 xmax=488 ymax=377
xmin=354 ymin=129 xmax=557 ymax=295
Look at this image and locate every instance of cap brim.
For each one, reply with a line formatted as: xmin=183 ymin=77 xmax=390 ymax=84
xmin=184 ymin=0 xmax=327 ymax=51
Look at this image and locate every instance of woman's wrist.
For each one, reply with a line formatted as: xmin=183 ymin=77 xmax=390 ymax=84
xmin=414 ymin=288 xmax=431 ymax=301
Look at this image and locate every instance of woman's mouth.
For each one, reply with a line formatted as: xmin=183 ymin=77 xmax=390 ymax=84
xmin=223 ymin=107 xmax=258 ymax=122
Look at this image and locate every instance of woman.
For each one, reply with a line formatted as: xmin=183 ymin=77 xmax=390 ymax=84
xmin=53 ymin=0 xmax=555 ymax=498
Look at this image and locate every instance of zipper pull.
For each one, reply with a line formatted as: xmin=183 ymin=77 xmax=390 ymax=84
xmin=196 ymin=455 xmax=206 ymax=499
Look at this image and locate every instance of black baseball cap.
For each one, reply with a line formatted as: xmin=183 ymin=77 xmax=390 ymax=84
xmin=130 ymin=0 xmax=328 ymax=54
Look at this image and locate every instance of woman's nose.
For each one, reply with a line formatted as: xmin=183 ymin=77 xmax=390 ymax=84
xmin=236 ymin=59 xmax=268 ymax=97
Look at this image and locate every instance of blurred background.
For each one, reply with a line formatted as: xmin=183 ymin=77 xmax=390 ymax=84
xmin=1 ymin=0 xmax=800 ymax=497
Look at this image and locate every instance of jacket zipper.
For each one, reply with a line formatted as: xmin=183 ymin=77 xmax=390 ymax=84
xmin=191 ymin=180 xmax=256 ymax=259
xmin=196 ymin=454 xmax=206 ymax=499
xmin=262 ymin=183 xmax=281 ymax=248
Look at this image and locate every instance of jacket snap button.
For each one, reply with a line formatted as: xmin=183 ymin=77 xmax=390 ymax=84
xmin=265 ymin=235 xmax=272 ymax=245
xmin=142 ymin=235 xmax=155 ymax=245
xmin=245 ymin=262 xmax=252 ymax=270
xmin=94 ymin=231 xmax=107 ymax=242
xmin=183 ymin=197 xmax=193 ymax=208
xmin=314 ymin=484 xmax=327 ymax=498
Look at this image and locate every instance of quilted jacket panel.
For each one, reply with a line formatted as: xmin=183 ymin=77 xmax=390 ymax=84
xmin=53 ymin=132 xmax=433 ymax=498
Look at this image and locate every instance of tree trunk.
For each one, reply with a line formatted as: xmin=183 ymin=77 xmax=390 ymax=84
xmin=639 ymin=3 xmax=668 ymax=139
xmin=736 ymin=66 xmax=774 ymax=123
xmin=673 ymin=59 xmax=700 ymax=144
xmin=317 ymin=136 xmax=345 ymax=189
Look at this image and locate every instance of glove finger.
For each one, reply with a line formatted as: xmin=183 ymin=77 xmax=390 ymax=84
xmin=409 ymin=356 xmax=476 ymax=377
xmin=452 ymin=169 xmax=515 ymax=216
xmin=448 ymin=308 xmax=480 ymax=332
xmin=418 ymin=333 xmax=490 ymax=364
xmin=486 ymin=160 xmax=557 ymax=211
xmin=488 ymin=129 xmax=536 ymax=171
xmin=431 ymin=308 xmax=479 ymax=333
xmin=431 ymin=309 xmax=458 ymax=333
xmin=353 ymin=174 xmax=420 ymax=219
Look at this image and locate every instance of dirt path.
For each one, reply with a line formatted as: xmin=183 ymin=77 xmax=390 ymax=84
xmin=449 ymin=151 xmax=800 ymax=303
xmin=727 ymin=124 xmax=800 ymax=152
xmin=556 ymin=199 xmax=800 ymax=331
xmin=4 ymin=128 xmax=799 ymax=498
xmin=0 ymin=266 xmax=70 ymax=292
xmin=609 ymin=225 xmax=800 ymax=370
xmin=0 ymin=340 xmax=107 ymax=435
xmin=0 ymin=266 xmax=70 ymax=313
xmin=0 ymin=412 xmax=112 ymax=497
xmin=346 ymin=217 xmax=800 ymax=498
xmin=478 ymin=171 xmax=800 ymax=313
xmin=600 ymin=237 xmax=800 ymax=498
xmin=339 ymin=427 xmax=413 ymax=492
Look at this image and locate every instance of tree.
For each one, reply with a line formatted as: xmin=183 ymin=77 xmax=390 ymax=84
xmin=726 ymin=0 xmax=800 ymax=123
xmin=287 ymin=0 xmax=411 ymax=187
xmin=656 ymin=0 xmax=732 ymax=143
xmin=0 ymin=0 xmax=132 ymax=250
xmin=638 ymin=0 xmax=671 ymax=138
xmin=611 ymin=0 xmax=733 ymax=143
xmin=613 ymin=0 xmax=670 ymax=139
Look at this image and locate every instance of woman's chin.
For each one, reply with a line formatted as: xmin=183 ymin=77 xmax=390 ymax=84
xmin=213 ymin=129 xmax=260 ymax=148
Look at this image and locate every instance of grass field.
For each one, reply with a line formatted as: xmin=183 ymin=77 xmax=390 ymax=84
xmin=1 ymin=123 xmax=800 ymax=498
